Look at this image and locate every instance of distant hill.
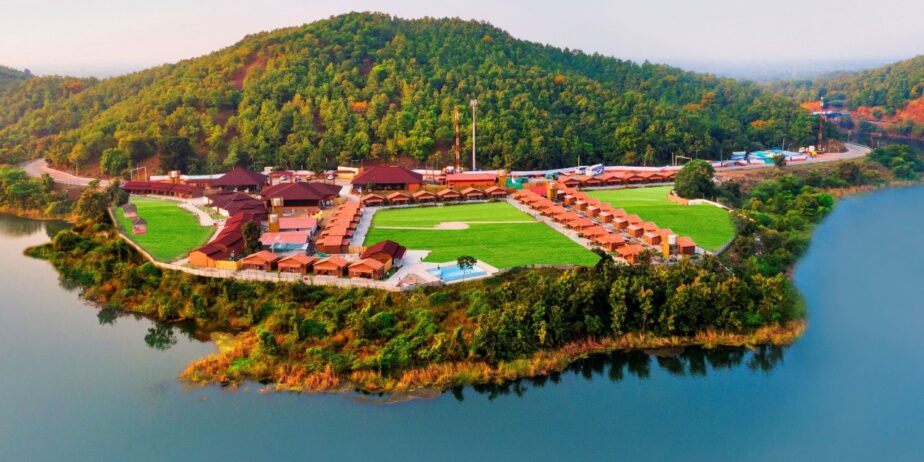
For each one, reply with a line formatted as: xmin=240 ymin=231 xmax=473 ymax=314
xmin=0 ymin=65 xmax=30 ymax=89
xmin=0 ymin=12 xmax=820 ymax=175
xmin=769 ymin=55 xmax=924 ymax=137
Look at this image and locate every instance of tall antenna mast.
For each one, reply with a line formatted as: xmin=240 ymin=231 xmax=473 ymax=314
xmin=470 ymin=99 xmax=478 ymax=171
xmin=454 ymin=107 xmax=461 ymax=171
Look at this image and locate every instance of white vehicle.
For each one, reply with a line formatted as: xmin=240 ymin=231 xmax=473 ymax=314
xmin=589 ymin=164 xmax=605 ymax=176
xmin=574 ymin=166 xmax=588 ymax=175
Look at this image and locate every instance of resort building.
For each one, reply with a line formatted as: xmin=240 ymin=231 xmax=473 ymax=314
xmin=445 ymin=173 xmax=496 ymax=188
xmin=313 ymin=256 xmax=349 ymax=277
xmin=210 ymin=166 xmax=268 ymax=192
xmin=348 ymin=258 xmax=386 ymax=279
xmin=131 ymin=217 xmax=147 ymax=234
xmin=361 ymin=240 xmax=407 ymax=267
xmin=386 ymin=191 xmax=412 ymax=205
xmin=121 ymin=203 xmax=137 ymax=218
xmin=436 ymin=189 xmax=463 ymax=201
xmin=360 ymin=194 xmax=386 ymax=207
xmin=259 ymin=182 xmax=341 ymax=214
xmin=188 ymin=211 xmax=261 ymax=268
xmin=617 ymin=244 xmax=646 ymax=264
xmin=412 ymin=190 xmax=436 ymax=203
xmin=241 ymin=250 xmax=279 ymax=271
xmin=460 ymin=187 xmax=486 ymax=200
xmin=351 ymin=166 xmax=423 ymax=192
xmin=277 ymin=254 xmax=318 ymax=274
xmin=121 ymin=181 xmax=203 ymax=198
xmin=677 ymin=237 xmax=697 ymax=255
xmin=484 ymin=186 xmax=508 ymax=199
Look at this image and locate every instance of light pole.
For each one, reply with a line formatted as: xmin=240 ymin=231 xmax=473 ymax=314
xmin=470 ymin=99 xmax=478 ymax=171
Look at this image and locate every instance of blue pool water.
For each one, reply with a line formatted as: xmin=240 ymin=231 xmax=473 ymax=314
xmin=427 ymin=264 xmax=487 ymax=282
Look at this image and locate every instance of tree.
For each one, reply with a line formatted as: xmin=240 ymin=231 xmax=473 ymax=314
xmin=772 ymin=154 xmax=786 ymax=169
xmin=158 ymin=136 xmax=195 ymax=173
xmin=73 ymin=182 xmax=112 ymax=225
xmin=457 ymin=255 xmax=477 ymax=281
xmin=100 ymin=148 xmax=129 ymax=176
xmin=68 ymin=142 xmax=90 ymax=175
xmin=242 ymin=221 xmax=261 ymax=255
xmin=674 ymin=159 xmax=715 ymax=199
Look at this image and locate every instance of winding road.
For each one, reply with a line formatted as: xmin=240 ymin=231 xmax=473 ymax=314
xmin=19 ymin=143 xmax=871 ymax=188
xmin=20 ymin=158 xmax=110 ymax=187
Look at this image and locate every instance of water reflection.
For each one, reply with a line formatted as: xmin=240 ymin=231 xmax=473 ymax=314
xmin=0 ymin=213 xmax=44 ymax=236
xmin=451 ymin=346 xmax=786 ymax=401
xmin=0 ymin=213 xmax=69 ymax=238
xmin=96 ymin=307 xmax=203 ymax=352
xmin=144 ymin=323 xmax=179 ymax=351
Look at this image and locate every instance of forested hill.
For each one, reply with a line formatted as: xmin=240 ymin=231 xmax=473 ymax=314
xmin=0 ymin=65 xmax=30 ymax=89
xmin=770 ymin=55 xmax=924 ymax=112
xmin=0 ymin=12 xmax=818 ymax=175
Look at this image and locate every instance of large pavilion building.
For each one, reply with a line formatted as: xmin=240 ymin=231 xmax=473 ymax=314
xmin=351 ymin=166 xmax=423 ymax=192
xmin=259 ymin=182 xmax=341 ymax=214
xmin=211 ymin=166 xmax=268 ymax=192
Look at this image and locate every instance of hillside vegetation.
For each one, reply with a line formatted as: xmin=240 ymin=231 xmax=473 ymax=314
xmin=770 ymin=55 xmax=924 ymax=112
xmin=0 ymin=13 xmax=819 ymax=174
xmin=0 ymin=65 xmax=30 ymax=89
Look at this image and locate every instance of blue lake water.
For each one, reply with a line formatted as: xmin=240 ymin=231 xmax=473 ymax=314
xmin=1 ymin=186 xmax=923 ymax=461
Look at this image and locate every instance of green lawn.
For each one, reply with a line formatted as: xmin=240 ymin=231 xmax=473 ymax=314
xmin=364 ymin=203 xmax=599 ymax=268
xmin=115 ymin=198 xmax=214 ymax=262
xmin=586 ymin=186 xmax=735 ymax=251
xmin=371 ymin=202 xmax=532 ymax=227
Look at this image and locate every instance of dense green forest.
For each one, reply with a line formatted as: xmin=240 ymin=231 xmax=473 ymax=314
xmin=0 ymin=12 xmax=820 ymax=175
xmin=0 ymin=65 xmax=30 ymax=89
xmin=768 ymin=55 xmax=924 ymax=112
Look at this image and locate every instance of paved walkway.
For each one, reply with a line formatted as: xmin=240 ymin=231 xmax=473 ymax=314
xmin=506 ymin=198 xmax=596 ymax=250
xmin=350 ymin=206 xmax=377 ymax=246
xmin=177 ymin=200 xmax=215 ymax=226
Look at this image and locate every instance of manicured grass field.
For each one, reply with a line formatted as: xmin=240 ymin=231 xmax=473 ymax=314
xmin=586 ymin=186 xmax=735 ymax=251
xmin=371 ymin=202 xmax=532 ymax=227
xmin=115 ymin=198 xmax=214 ymax=262
xmin=364 ymin=203 xmax=599 ymax=268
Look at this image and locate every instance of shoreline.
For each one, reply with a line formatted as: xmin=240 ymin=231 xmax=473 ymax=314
xmin=20 ymin=171 xmax=920 ymax=400
xmin=179 ymin=320 xmax=805 ymax=397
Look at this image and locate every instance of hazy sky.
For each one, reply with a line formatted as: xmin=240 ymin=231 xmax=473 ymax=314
xmin=2 ymin=0 xmax=923 ymax=77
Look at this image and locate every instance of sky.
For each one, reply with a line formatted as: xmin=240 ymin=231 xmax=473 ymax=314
xmin=2 ymin=0 xmax=923 ymax=78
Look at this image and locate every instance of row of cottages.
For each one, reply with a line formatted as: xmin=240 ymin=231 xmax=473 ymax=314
xmin=558 ymin=185 xmax=697 ymax=257
xmin=188 ymin=212 xmax=262 ymax=268
xmin=259 ymin=216 xmax=318 ymax=252
xmin=351 ymin=166 xmax=423 ymax=192
xmin=359 ymin=186 xmax=507 ymax=207
xmin=315 ymin=202 xmax=362 ymax=254
xmin=206 ymin=191 xmax=267 ymax=218
xmin=259 ymin=181 xmax=342 ymax=215
xmin=515 ymin=188 xmax=695 ymax=263
xmin=121 ymin=181 xmax=203 ymax=198
xmin=558 ymin=170 xmax=678 ymax=189
xmin=236 ymin=241 xmax=407 ymax=280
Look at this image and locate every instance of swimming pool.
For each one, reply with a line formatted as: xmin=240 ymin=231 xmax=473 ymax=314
xmin=427 ymin=264 xmax=487 ymax=282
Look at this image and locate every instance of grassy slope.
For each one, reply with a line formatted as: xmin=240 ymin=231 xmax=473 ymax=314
xmin=364 ymin=202 xmax=599 ymax=268
xmin=587 ymin=186 xmax=735 ymax=251
xmin=115 ymin=198 xmax=214 ymax=262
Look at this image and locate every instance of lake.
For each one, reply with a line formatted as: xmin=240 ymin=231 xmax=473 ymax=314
xmin=1 ymin=186 xmax=923 ymax=461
